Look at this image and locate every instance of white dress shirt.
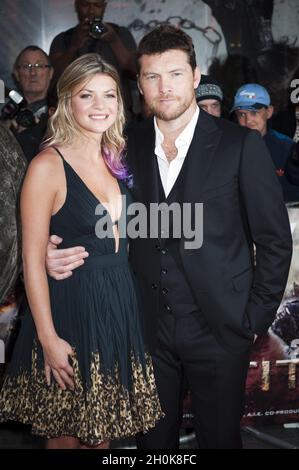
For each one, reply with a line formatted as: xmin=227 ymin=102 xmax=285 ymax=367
xmin=154 ymin=106 xmax=199 ymax=197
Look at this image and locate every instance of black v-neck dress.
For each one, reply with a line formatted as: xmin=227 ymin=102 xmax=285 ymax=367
xmin=0 ymin=148 xmax=163 ymax=445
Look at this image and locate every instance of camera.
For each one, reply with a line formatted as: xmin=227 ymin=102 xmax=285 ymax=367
xmin=15 ymin=109 xmax=36 ymax=128
xmin=1 ymin=89 xmax=23 ymax=120
xmin=89 ymin=17 xmax=107 ymax=39
xmin=0 ymin=89 xmax=36 ymax=129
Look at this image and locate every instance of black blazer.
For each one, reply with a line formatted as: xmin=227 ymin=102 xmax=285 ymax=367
xmin=126 ymin=110 xmax=292 ymax=353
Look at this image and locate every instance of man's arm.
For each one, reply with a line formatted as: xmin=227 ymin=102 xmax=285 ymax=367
xmin=46 ymin=235 xmax=89 ymax=280
xmin=101 ymin=24 xmax=137 ymax=77
xmin=49 ymin=24 xmax=137 ymax=81
xmin=240 ymin=130 xmax=293 ymax=335
xmin=49 ymin=25 xmax=92 ymax=81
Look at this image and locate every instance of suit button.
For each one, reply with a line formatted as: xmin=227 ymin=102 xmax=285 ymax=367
xmin=161 ymin=248 xmax=168 ymax=255
xmin=162 ymin=288 xmax=169 ymax=295
xmin=161 ymin=268 xmax=168 ymax=275
xmin=151 ymin=283 xmax=158 ymax=290
xmin=164 ymin=304 xmax=172 ymax=312
xmin=155 ymin=244 xmax=161 ymax=252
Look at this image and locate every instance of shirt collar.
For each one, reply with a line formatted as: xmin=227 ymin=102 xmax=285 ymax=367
xmin=154 ymin=106 xmax=199 ymax=151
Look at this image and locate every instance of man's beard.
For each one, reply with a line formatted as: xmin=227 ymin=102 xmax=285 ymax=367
xmin=148 ymin=95 xmax=193 ymax=121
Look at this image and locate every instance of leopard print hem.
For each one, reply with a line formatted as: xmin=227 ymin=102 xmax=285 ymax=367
xmin=0 ymin=348 xmax=164 ymax=445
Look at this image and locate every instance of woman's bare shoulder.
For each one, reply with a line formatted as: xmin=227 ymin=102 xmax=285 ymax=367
xmin=26 ymin=147 xmax=63 ymax=178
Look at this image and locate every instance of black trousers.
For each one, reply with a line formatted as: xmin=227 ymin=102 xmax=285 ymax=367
xmin=137 ymin=310 xmax=251 ymax=449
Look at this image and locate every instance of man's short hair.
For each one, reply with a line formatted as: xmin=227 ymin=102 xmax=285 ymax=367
xmin=14 ymin=46 xmax=52 ymax=70
xmin=137 ymin=24 xmax=197 ymax=71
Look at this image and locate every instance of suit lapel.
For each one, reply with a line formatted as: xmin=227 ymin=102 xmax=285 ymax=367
xmin=135 ymin=119 xmax=160 ymax=205
xmin=183 ymin=110 xmax=223 ymax=202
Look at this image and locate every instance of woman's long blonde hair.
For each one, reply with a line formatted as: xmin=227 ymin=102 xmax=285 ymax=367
xmin=44 ymin=53 xmax=129 ymax=179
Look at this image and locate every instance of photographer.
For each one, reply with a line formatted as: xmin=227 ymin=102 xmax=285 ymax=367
xmin=1 ymin=46 xmax=53 ymax=162
xmin=49 ymin=0 xmax=137 ymax=115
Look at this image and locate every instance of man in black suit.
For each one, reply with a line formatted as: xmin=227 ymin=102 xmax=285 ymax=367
xmin=46 ymin=26 xmax=292 ymax=449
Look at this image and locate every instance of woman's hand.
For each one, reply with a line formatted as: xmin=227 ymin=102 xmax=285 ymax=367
xmin=42 ymin=335 xmax=75 ymax=390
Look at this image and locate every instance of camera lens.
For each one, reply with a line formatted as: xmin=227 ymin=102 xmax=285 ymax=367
xmin=89 ymin=18 xmax=107 ymax=39
xmin=15 ymin=109 xmax=36 ymax=128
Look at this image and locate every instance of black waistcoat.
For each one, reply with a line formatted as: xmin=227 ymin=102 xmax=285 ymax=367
xmin=156 ymin=157 xmax=198 ymax=315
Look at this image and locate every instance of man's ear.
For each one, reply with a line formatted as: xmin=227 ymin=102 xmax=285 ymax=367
xmin=137 ymin=76 xmax=143 ymax=95
xmin=266 ymin=105 xmax=274 ymax=119
xmin=194 ymin=66 xmax=201 ymax=89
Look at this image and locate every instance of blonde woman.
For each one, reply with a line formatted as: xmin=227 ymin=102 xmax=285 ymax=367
xmin=0 ymin=54 xmax=163 ymax=449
